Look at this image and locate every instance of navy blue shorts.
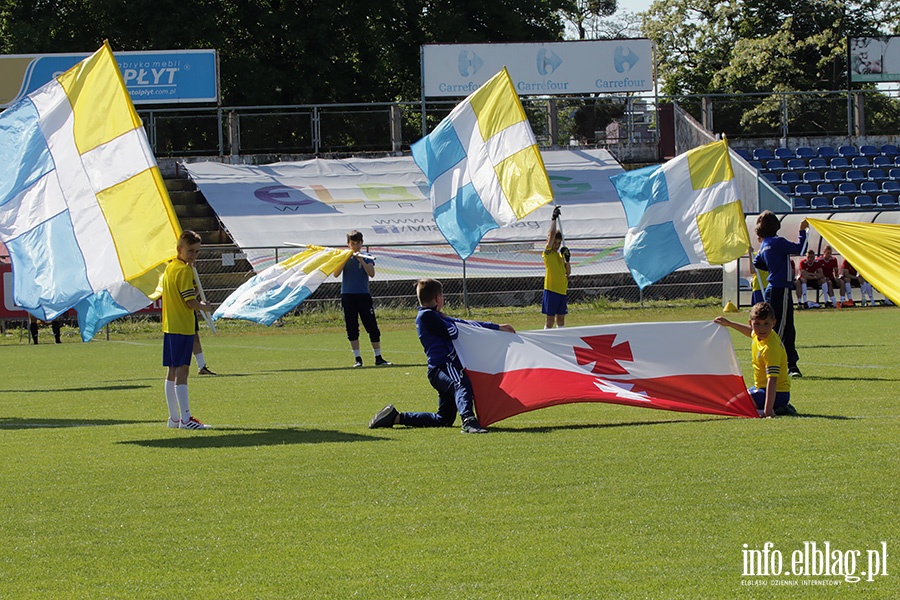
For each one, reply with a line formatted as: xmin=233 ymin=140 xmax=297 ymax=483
xmin=748 ymin=386 xmax=791 ymax=410
xmin=163 ymin=333 xmax=194 ymax=367
xmin=542 ymin=290 xmax=568 ymax=316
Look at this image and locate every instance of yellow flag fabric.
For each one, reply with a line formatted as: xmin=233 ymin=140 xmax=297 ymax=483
xmin=807 ymin=219 xmax=900 ymax=305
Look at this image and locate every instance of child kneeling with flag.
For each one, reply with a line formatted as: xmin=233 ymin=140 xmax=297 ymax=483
xmin=714 ymin=302 xmax=798 ymax=418
xmin=368 ymin=278 xmax=515 ymax=433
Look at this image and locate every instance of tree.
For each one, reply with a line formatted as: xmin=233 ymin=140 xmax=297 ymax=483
xmin=559 ymin=0 xmax=617 ymax=40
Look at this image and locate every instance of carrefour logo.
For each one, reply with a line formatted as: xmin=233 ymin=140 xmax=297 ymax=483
xmin=614 ymin=45 xmax=640 ymax=73
xmin=458 ymin=50 xmax=484 ymax=76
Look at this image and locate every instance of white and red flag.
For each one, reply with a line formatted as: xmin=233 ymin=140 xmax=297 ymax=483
xmin=453 ymin=321 xmax=757 ymax=426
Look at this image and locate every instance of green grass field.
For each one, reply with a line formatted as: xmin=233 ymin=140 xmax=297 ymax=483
xmin=2 ymin=303 xmax=898 ymax=598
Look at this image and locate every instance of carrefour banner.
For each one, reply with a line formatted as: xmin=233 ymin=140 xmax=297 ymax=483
xmin=183 ymin=150 xmax=628 ymax=250
xmin=422 ymin=40 xmax=654 ymax=97
xmin=0 ymin=49 xmax=217 ymax=107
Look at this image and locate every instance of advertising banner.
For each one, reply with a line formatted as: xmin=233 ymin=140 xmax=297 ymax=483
xmin=0 ymin=49 xmax=218 ymax=107
xmin=849 ymin=36 xmax=900 ymax=83
xmin=422 ymin=40 xmax=654 ymax=97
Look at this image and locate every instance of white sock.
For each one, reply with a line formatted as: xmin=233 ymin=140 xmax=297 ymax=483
xmin=195 ymin=352 xmax=206 ymax=369
xmin=374 ymin=348 xmax=382 ymax=358
xmin=353 ymin=348 xmax=361 ymax=359
xmin=801 ymin=283 xmax=807 ymax=301
xmin=845 ymin=282 xmax=852 ymax=297
xmin=175 ymin=384 xmax=191 ymax=422
xmin=164 ymin=380 xmax=179 ymax=422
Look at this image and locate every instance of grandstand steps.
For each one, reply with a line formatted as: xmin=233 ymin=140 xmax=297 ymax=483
xmin=164 ymin=177 xmax=232 ymax=245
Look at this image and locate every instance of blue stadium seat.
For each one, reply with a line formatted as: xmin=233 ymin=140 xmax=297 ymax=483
xmin=845 ymin=169 xmax=866 ymax=183
xmin=748 ymin=160 xmax=763 ymax=170
xmin=808 ymin=157 xmax=828 ymax=171
xmin=794 ymin=184 xmax=816 ymax=197
xmin=873 ymin=156 xmax=892 ymax=168
xmin=774 ymin=147 xmax=793 ymax=160
xmin=791 ymin=197 xmax=810 ymax=210
xmin=881 ymin=144 xmax=899 ymax=157
xmin=888 ymin=168 xmax=900 ymax=181
xmin=781 ymin=171 xmax=801 ymax=185
xmin=776 ymin=184 xmax=792 ymax=195
xmin=762 ymin=172 xmax=779 ymax=183
xmin=867 ymin=168 xmax=888 ymax=181
xmin=810 ymin=196 xmax=831 ymax=209
xmin=829 ymin=157 xmax=850 ymax=170
xmin=786 ymin=158 xmax=806 ymax=171
xmin=839 ymin=145 xmax=859 ymax=158
xmin=832 ymin=195 xmax=852 ymax=209
xmin=753 ymin=148 xmax=774 ymax=161
xmin=817 ymin=183 xmax=838 ymax=197
xmin=837 ymin=182 xmax=858 ymax=196
xmin=876 ymin=194 xmax=898 ymax=208
xmin=859 ymin=145 xmax=880 ymax=157
xmin=860 ymin=181 xmax=880 ymax=195
xmin=764 ymin=159 xmax=786 ymax=172
xmin=735 ymin=148 xmax=753 ymax=160
xmin=854 ymin=195 xmax=874 ymax=208
xmin=883 ymin=181 xmax=900 ymax=194
xmin=802 ymin=171 xmax=822 ymax=184
xmin=796 ymin=146 xmax=816 ymax=159
xmin=851 ymin=156 xmax=872 ymax=169
xmin=817 ymin=146 xmax=837 ymax=159
xmin=823 ymin=170 xmax=844 ymax=183
xmin=895 ymin=156 xmax=900 ymax=167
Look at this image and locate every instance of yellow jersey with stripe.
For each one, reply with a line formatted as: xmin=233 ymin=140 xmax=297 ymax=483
xmin=542 ymin=248 xmax=568 ymax=295
xmin=162 ymin=259 xmax=197 ymax=335
xmin=752 ymin=330 xmax=790 ymax=392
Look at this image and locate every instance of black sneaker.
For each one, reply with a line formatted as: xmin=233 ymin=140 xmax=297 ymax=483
xmin=374 ymin=356 xmax=392 ymax=366
xmin=353 ymin=357 xmax=363 ymax=368
xmin=368 ymin=404 xmax=399 ymax=429
xmin=461 ymin=417 xmax=488 ymax=434
xmin=788 ymin=367 xmax=803 ymax=377
xmin=775 ymin=403 xmax=799 ymax=417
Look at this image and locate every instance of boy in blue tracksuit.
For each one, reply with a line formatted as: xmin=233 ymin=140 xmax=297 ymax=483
xmin=753 ymin=211 xmax=808 ymax=377
xmin=368 ymin=278 xmax=515 ymax=434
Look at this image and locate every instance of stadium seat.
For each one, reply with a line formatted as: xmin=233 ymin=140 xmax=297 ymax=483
xmin=845 ymin=169 xmax=866 ymax=183
xmin=838 ymin=145 xmax=859 ymax=158
xmin=817 ymin=183 xmax=838 ymax=197
xmin=775 ymin=147 xmax=793 ymax=160
xmin=796 ymin=146 xmax=816 ymax=159
xmin=791 ymin=197 xmax=810 ymax=210
xmin=816 ymin=146 xmax=837 ymax=159
xmin=753 ymin=148 xmax=774 ymax=161
xmin=808 ymin=157 xmax=828 ymax=171
xmin=883 ymin=181 xmax=900 ymax=194
xmin=735 ymin=148 xmax=753 ymax=161
xmin=851 ymin=156 xmax=872 ymax=169
xmin=748 ymin=160 xmax=763 ymax=170
xmin=776 ymin=184 xmax=792 ymax=195
xmin=794 ymin=184 xmax=815 ymax=197
xmin=888 ymin=168 xmax=900 ymax=181
xmin=859 ymin=145 xmax=880 ymax=157
xmin=880 ymin=144 xmax=899 ymax=157
xmin=823 ymin=170 xmax=844 ymax=183
xmin=854 ymin=194 xmax=874 ymax=208
xmin=802 ymin=171 xmax=822 ymax=184
xmin=873 ymin=156 xmax=892 ymax=168
xmin=837 ymin=182 xmax=858 ymax=196
xmin=810 ymin=196 xmax=831 ymax=209
xmin=762 ymin=172 xmax=779 ymax=183
xmin=764 ymin=159 xmax=786 ymax=172
xmin=786 ymin=158 xmax=806 ymax=171
xmin=832 ymin=195 xmax=852 ymax=209
xmin=781 ymin=171 xmax=801 ymax=185
xmin=876 ymin=194 xmax=898 ymax=208
xmin=895 ymin=156 xmax=900 ymax=167
xmin=867 ymin=168 xmax=888 ymax=181
xmin=860 ymin=181 xmax=880 ymax=195
xmin=829 ymin=157 xmax=849 ymax=170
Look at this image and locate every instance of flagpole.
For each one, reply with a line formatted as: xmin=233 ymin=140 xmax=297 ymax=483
xmin=192 ymin=265 xmax=217 ymax=334
xmin=463 ymin=259 xmax=470 ymax=316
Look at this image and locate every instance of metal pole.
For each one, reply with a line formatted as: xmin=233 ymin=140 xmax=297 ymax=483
xmin=463 ymin=259 xmax=470 ymax=316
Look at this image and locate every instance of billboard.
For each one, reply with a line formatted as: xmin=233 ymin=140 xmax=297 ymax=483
xmin=0 ymin=49 xmax=218 ymax=107
xmin=849 ymin=36 xmax=900 ymax=83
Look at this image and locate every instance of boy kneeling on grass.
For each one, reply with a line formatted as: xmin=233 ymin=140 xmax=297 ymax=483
xmin=715 ymin=302 xmax=798 ymax=418
xmin=368 ymin=278 xmax=515 ymax=434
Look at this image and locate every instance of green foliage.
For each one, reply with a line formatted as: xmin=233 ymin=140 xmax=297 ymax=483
xmin=1 ymin=305 xmax=898 ymax=597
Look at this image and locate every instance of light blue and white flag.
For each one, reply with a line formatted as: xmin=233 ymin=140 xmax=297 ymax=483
xmin=411 ymin=68 xmax=554 ymax=259
xmin=213 ymin=245 xmax=352 ymax=326
xmin=610 ymin=139 xmax=750 ymax=289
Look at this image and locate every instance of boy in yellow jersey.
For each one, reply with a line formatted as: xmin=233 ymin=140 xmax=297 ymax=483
xmin=715 ymin=302 xmax=798 ymax=418
xmin=542 ymin=206 xmax=571 ymax=329
xmin=162 ymin=230 xmax=213 ymax=429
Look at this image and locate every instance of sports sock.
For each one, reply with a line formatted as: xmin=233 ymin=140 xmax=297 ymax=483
xmin=801 ymin=283 xmax=807 ymax=301
xmin=164 ymin=380 xmax=179 ymax=422
xmin=845 ymin=282 xmax=852 ymax=297
xmin=374 ymin=348 xmax=382 ymax=358
xmin=353 ymin=348 xmax=361 ymax=359
xmin=195 ymin=352 xmax=206 ymax=369
xmin=175 ymin=384 xmax=191 ymax=422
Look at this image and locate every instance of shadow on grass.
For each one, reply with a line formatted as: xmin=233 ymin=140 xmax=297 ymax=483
xmin=119 ymin=427 xmax=386 ymax=449
xmin=798 ymin=375 xmax=897 ymax=382
xmin=261 ymin=363 xmax=420 ymax=374
xmin=0 ymin=417 xmax=153 ymax=429
xmin=795 ymin=413 xmax=854 ymax=420
xmin=1 ymin=384 xmax=151 ymax=393
xmin=490 ymin=417 xmax=727 ymax=433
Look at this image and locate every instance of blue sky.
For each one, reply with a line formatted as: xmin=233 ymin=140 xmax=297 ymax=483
xmin=617 ymin=0 xmax=654 ymax=14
